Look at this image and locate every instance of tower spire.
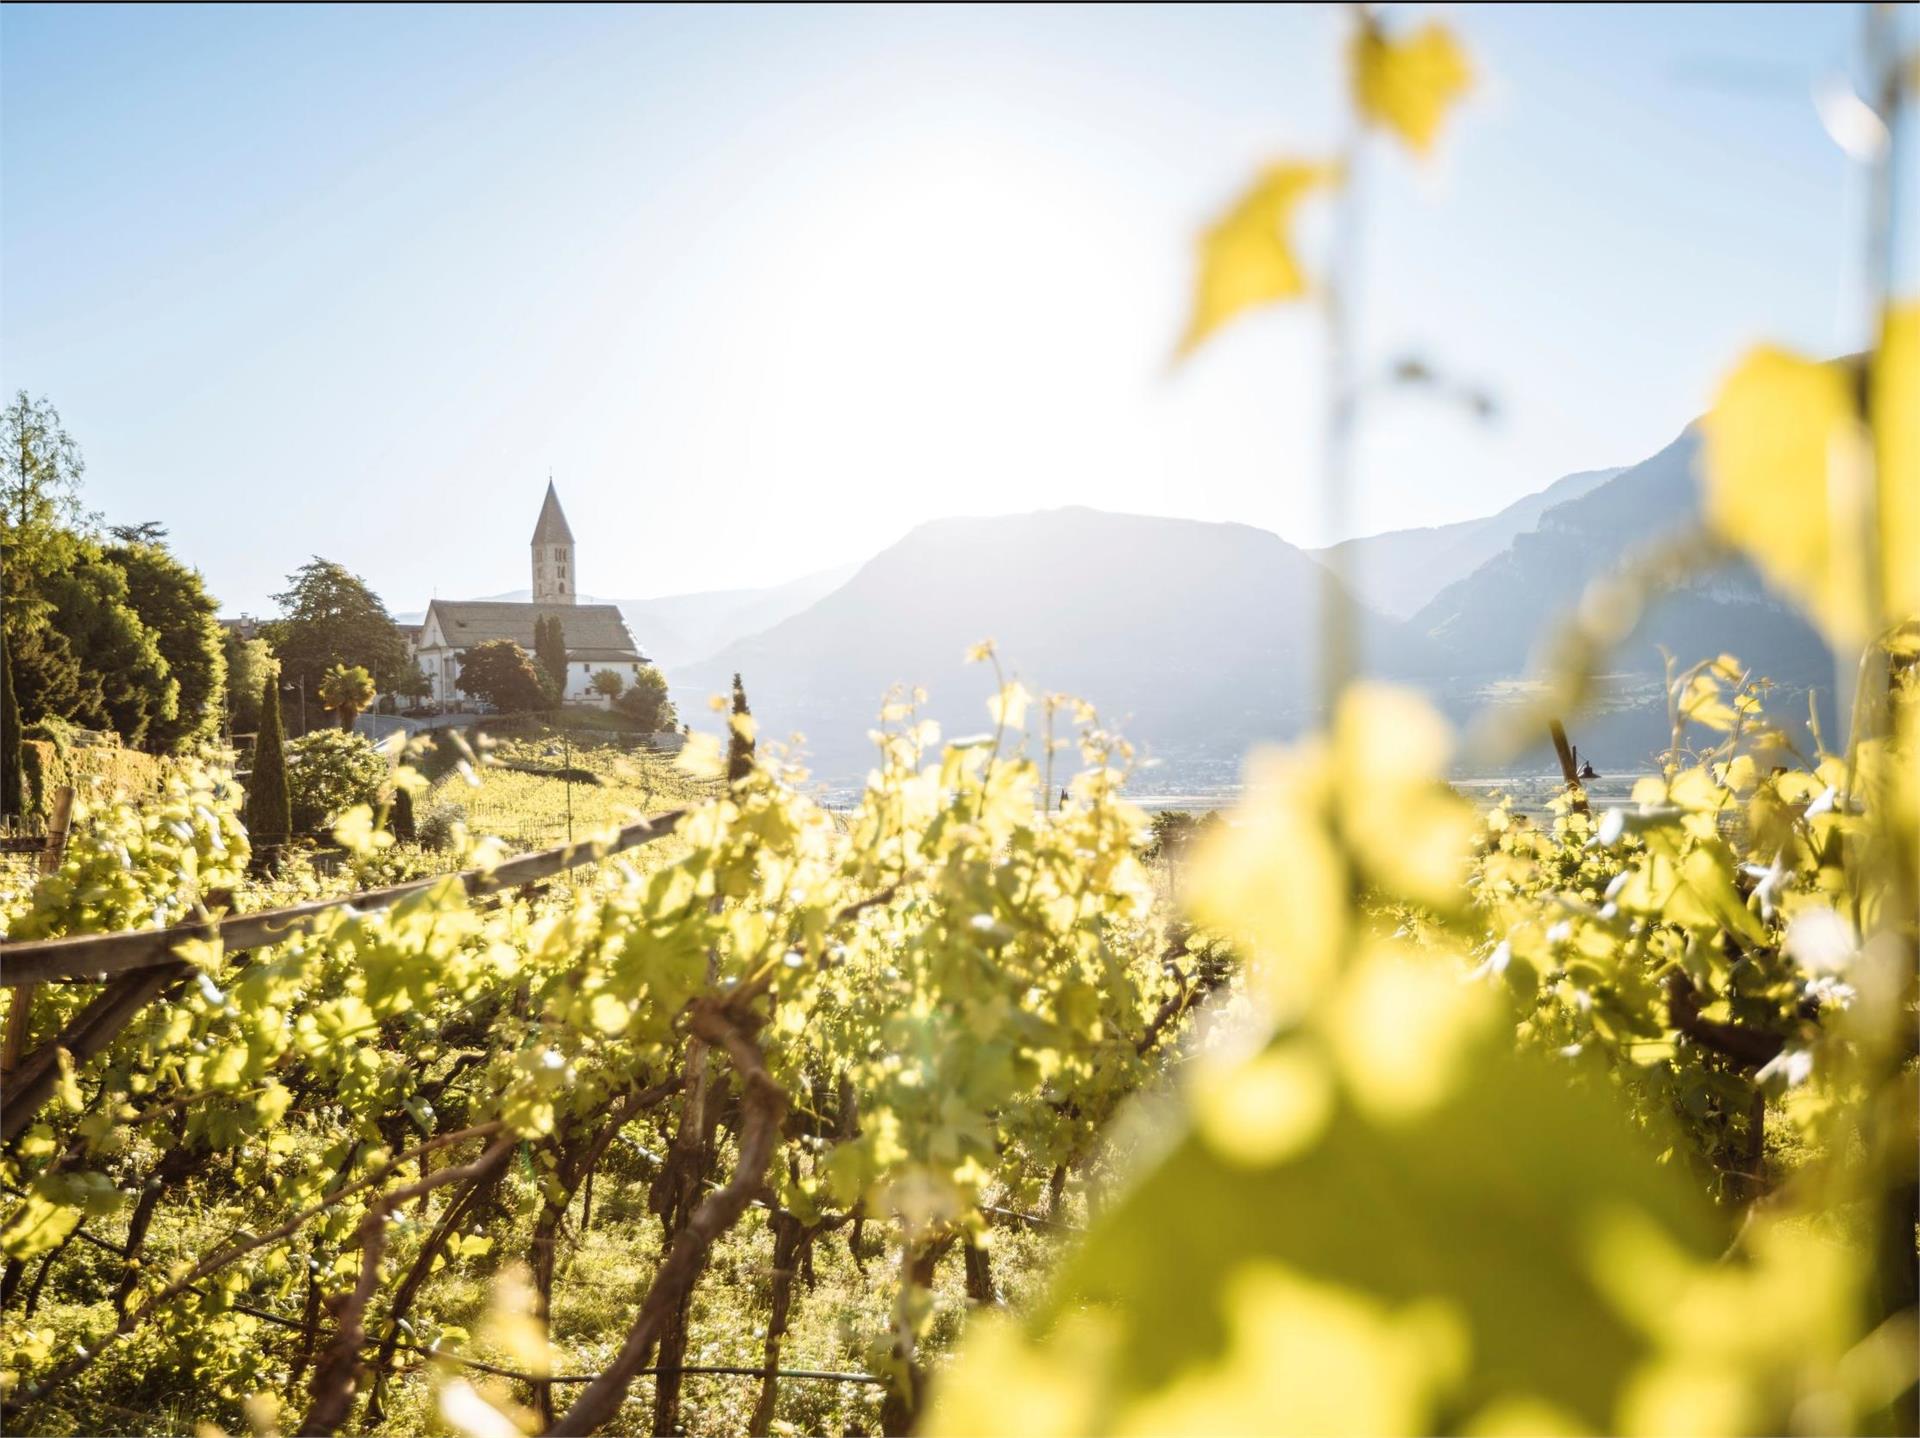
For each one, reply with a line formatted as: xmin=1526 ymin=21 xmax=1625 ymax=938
xmin=531 ymin=480 xmax=577 ymax=604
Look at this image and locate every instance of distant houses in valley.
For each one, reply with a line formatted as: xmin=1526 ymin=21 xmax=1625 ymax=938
xmin=412 ymin=482 xmax=650 ymax=708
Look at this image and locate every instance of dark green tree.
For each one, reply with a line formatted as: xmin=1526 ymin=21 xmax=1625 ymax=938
xmin=4 ymin=623 xmax=82 ymax=733
xmin=389 ymin=784 xmax=416 ymax=842
xmin=107 ymin=521 xmax=167 ymax=544
xmin=42 ymin=557 xmax=175 ymax=748
xmin=105 ymin=540 xmax=226 ymax=752
xmin=457 ymin=639 xmax=551 ymax=714
xmin=534 ymin=614 xmax=570 ymax=698
xmin=246 ymin=673 xmax=291 ymax=842
xmin=727 ymin=672 xmax=756 ymax=784
xmin=266 ymin=558 xmax=410 ymax=731
xmin=1 ymin=626 xmax=21 ymax=819
xmin=614 ymin=665 xmax=676 ymax=732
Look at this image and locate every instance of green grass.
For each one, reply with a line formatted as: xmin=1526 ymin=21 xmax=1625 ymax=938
xmin=420 ymin=727 xmax=717 ymax=854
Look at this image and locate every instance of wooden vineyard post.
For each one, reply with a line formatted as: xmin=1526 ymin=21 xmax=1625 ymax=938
xmin=1 ymin=786 xmax=74 ymax=1077
xmin=1547 ymin=721 xmax=1589 ymax=816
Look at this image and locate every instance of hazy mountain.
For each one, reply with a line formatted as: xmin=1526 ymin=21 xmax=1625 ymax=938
xmin=398 ymin=564 xmax=857 ymax=668
xmin=615 ymin=566 xmax=860 ymax=668
xmin=1315 ymin=466 xmax=1621 ymax=618
xmin=675 ymin=507 xmax=1431 ymax=785
xmin=1410 ymin=426 xmax=1834 ymax=763
xmin=676 ymin=429 xmax=1838 ymax=788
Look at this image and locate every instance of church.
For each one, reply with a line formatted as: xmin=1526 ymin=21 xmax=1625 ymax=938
xmin=414 ymin=483 xmax=650 ymax=708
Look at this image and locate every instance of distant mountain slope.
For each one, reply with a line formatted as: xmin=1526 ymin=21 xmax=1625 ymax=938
xmin=397 ymin=564 xmax=857 ymax=669
xmin=620 ymin=565 xmax=859 ymax=668
xmin=1316 ymin=466 xmax=1620 ymax=618
xmin=1410 ymin=426 xmax=1834 ymax=762
xmin=675 ymin=507 xmax=1428 ymax=783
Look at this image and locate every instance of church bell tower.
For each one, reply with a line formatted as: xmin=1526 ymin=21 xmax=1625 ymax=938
xmin=531 ymin=479 xmax=577 ymax=605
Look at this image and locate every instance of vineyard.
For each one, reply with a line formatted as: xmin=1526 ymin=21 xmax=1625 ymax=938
xmin=2 ymin=7 xmax=1917 ymax=1438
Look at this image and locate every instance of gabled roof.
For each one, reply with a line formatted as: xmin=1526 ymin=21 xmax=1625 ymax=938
xmin=421 ymin=601 xmax=646 ymax=662
xmin=531 ymin=481 xmax=575 ymax=546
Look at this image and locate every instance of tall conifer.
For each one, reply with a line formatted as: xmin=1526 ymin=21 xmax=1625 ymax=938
xmin=727 ymin=673 xmax=756 ymax=785
xmin=246 ymin=673 xmax=291 ymax=842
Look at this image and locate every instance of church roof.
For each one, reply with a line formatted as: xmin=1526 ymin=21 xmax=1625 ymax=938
xmin=423 ymin=601 xmax=646 ymax=662
xmin=531 ymin=481 xmax=575 ymax=546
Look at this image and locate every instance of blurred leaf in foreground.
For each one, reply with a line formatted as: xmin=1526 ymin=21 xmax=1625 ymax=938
xmin=1701 ymin=345 xmax=1871 ymax=648
xmin=929 ymin=1029 xmax=1729 ymax=1437
xmin=1178 ymin=162 xmax=1340 ymax=358
xmin=1873 ymin=302 xmax=1917 ymax=624
xmin=1351 ymin=17 xmax=1474 ymax=157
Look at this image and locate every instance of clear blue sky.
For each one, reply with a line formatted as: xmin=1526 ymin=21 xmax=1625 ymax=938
xmin=0 ymin=3 xmax=1900 ymax=616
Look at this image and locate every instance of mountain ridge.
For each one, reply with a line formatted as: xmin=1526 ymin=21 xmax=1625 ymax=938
xmin=1315 ymin=466 xmax=1622 ymax=618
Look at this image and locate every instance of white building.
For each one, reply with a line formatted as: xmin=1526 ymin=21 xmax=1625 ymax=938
xmin=414 ymin=483 xmax=650 ymax=707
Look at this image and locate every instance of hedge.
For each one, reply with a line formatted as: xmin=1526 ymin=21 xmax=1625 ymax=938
xmin=19 ymin=734 xmax=167 ymax=822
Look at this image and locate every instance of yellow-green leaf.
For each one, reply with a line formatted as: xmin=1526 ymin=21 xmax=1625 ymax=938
xmin=1874 ymin=302 xmax=1917 ymax=623
xmin=1701 ymin=345 xmax=1871 ymax=647
xmin=1351 ymin=20 xmax=1474 ymax=156
xmin=1178 ymin=162 xmax=1340 ymax=358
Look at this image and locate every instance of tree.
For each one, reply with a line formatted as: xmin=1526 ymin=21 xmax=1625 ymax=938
xmin=246 ymin=674 xmax=291 ymax=842
xmin=224 ymin=634 xmax=276 ymax=735
xmin=318 ymin=663 xmax=376 ymax=731
xmin=389 ymin=784 xmax=416 ymax=842
xmin=108 ymin=521 xmax=168 ymax=544
xmin=1 ymin=391 xmax=90 ymax=541
xmin=42 ymin=557 xmax=176 ymax=748
xmin=457 ymin=639 xmax=550 ymax=714
xmin=534 ymin=614 xmax=570 ymax=697
xmin=105 ymin=540 xmax=226 ymax=752
xmin=6 ymin=621 xmax=83 ymax=730
xmin=589 ymin=668 xmax=624 ymax=700
xmin=266 ymin=559 xmax=410 ymax=730
xmin=614 ymin=665 xmax=676 ymax=732
xmin=394 ymin=659 xmax=433 ymax=708
xmin=727 ymin=673 xmax=755 ymax=784
xmin=1 ymin=393 xmax=92 ymax=726
xmin=1 ymin=627 xmax=21 ymax=819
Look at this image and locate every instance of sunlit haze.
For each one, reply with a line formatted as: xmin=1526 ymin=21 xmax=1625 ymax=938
xmin=0 ymin=4 xmax=1885 ymax=614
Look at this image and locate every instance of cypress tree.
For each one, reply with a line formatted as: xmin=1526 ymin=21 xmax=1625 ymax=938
xmin=534 ymin=615 xmax=569 ymax=700
xmin=1 ymin=626 xmax=21 ymax=820
xmin=246 ymin=674 xmax=291 ymax=843
xmin=726 ymin=672 xmax=756 ymax=785
xmin=389 ymin=784 xmax=416 ymax=842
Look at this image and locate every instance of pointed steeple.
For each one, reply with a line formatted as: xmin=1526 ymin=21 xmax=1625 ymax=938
xmin=531 ymin=479 xmax=578 ymax=604
xmin=532 ymin=479 xmax=575 ymax=546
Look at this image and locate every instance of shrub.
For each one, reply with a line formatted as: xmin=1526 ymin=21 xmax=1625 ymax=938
xmin=285 ymin=728 xmax=387 ymax=834
xmin=614 ymin=665 xmax=676 ymax=732
xmin=417 ymin=800 xmax=468 ymax=852
xmin=17 ymin=726 xmax=166 ymax=821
